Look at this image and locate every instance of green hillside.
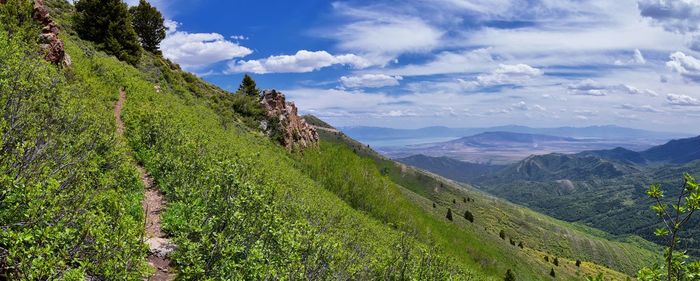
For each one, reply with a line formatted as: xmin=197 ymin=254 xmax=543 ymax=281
xmin=0 ymin=0 xmax=664 ymax=280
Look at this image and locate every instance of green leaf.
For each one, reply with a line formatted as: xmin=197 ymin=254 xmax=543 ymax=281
xmin=654 ymin=228 xmax=669 ymax=237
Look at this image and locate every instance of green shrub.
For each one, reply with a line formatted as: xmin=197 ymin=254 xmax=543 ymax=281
xmin=74 ymin=0 xmax=142 ymax=64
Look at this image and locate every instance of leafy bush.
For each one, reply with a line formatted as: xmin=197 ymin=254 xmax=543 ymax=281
xmin=0 ymin=15 xmax=146 ymax=279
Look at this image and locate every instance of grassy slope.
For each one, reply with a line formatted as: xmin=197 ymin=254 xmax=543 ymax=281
xmin=36 ymin=1 xmax=656 ymax=278
xmin=314 ymin=127 xmax=660 ymax=277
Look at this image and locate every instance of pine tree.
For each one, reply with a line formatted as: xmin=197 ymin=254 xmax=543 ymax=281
xmin=544 ymin=255 xmax=549 ymax=262
xmin=432 ymin=202 xmax=436 ymax=208
xmin=553 ymin=257 xmax=559 ymax=266
xmin=464 ymin=210 xmax=474 ymax=223
xmin=499 ymin=230 xmax=506 ymax=240
xmin=575 ymin=259 xmax=581 ymax=267
xmin=74 ymin=0 xmax=142 ymax=65
xmin=237 ymin=74 xmax=260 ymax=97
xmin=504 ymin=269 xmax=516 ymax=281
xmin=549 ymin=268 xmax=556 ymax=278
xmin=518 ymin=241 xmax=524 ymax=249
xmin=463 ymin=197 xmax=467 ymax=203
xmin=130 ymin=0 xmax=166 ymax=53
xmin=446 ymin=208 xmax=453 ymax=221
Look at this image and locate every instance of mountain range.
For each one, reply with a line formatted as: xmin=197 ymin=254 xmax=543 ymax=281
xmin=399 ymin=134 xmax=700 ymax=257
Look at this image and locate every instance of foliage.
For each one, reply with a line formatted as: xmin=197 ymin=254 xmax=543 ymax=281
xmin=464 ymin=210 xmax=474 ymax=223
xmin=237 ymin=74 xmax=260 ymax=97
xmin=504 ymin=269 xmax=516 ymax=281
xmin=129 ymin=0 xmax=166 ymax=53
xmin=638 ymin=173 xmax=700 ymax=281
xmin=74 ymin=0 xmax=141 ymax=64
xmin=446 ymin=208 xmax=453 ymax=221
xmin=0 ymin=14 xmax=147 ymax=280
xmin=550 ymin=268 xmax=556 ymax=278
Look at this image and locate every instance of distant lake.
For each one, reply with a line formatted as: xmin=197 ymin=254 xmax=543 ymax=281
xmin=358 ymin=137 xmax=459 ymax=148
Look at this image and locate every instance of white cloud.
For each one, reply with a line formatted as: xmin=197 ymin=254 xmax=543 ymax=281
xmin=619 ymin=84 xmax=659 ymax=96
xmin=619 ymin=104 xmax=662 ymax=112
xmin=667 ymin=93 xmax=700 ymax=106
xmin=667 ymin=51 xmax=700 ymax=81
xmin=567 ymin=79 xmax=609 ymax=96
xmin=634 ymin=49 xmax=647 ymax=64
xmin=325 ymin=3 xmax=443 ymax=64
xmin=227 ymin=50 xmax=371 ymax=74
xmin=475 ymin=64 xmax=544 ymax=87
xmin=638 ymin=0 xmax=700 ymax=33
xmin=340 ymin=74 xmax=403 ymax=88
xmin=160 ymin=21 xmax=252 ymax=69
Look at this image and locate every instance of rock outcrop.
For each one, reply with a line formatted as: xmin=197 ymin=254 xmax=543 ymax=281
xmin=259 ymin=90 xmax=318 ymax=151
xmin=33 ymin=0 xmax=69 ymax=65
xmin=0 ymin=0 xmax=71 ymax=65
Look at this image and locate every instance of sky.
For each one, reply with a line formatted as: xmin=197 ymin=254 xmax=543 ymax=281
xmin=127 ymin=0 xmax=700 ymax=133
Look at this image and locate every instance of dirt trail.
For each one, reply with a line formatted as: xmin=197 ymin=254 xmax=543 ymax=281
xmin=115 ymin=88 xmax=175 ymax=281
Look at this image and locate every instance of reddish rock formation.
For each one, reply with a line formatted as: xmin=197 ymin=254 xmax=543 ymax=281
xmin=259 ymin=90 xmax=319 ymax=151
xmin=4 ymin=0 xmax=71 ymax=65
xmin=34 ymin=0 xmax=69 ymax=65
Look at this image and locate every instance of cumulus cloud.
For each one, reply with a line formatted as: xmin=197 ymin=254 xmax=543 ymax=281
xmin=667 ymin=51 xmax=700 ymax=81
xmin=227 ymin=50 xmax=371 ymax=74
xmin=638 ymin=0 xmax=700 ymax=33
xmin=567 ymin=79 xmax=609 ymax=96
xmin=340 ymin=74 xmax=403 ymax=88
xmin=667 ymin=93 xmax=700 ymax=106
xmin=160 ymin=20 xmax=252 ymax=69
xmin=475 ymin=64 xmax=544 ymax=87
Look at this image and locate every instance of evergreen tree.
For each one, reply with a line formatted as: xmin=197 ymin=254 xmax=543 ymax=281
xmin=499 ymin=230 xmax=506 ymax=240
xmin=464 ymin=210 xmax=474 ymax=223
xmin=544 ymin=256 xmax=549 ymax=262
xmin=130 ymin=0 xmax=166 ymax=53
xmin=237 ymin=74 xmax=260 ymax=97
xmin=504 ymin=269 xmax=516 ymax=281
xmin=463 ymin=197 xmax=467 ymax=203
xmin=518 ymin=241 xmax=524 ymax=249
xmin=575 ymin=259 xmax=581 ymax=267
xmin=432 ymin=202 xmax=436 ymax=208
xmin=452 ymin=198 xmax=456 ymax=204
xmin=549 ymin=268 xmax=556 ymax=278
xmin=553 ymin=257 xmax=559 ymax=266
xmin=446 ymin=208 xmax=453 ymax=221
xmin=74 ymin=0 xmax=142 ymax=65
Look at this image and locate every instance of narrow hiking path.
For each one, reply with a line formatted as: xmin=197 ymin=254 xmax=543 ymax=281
xmin=115 ymin=88 xmax=175 ymax=281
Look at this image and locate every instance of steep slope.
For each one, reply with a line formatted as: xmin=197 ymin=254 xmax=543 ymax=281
xmin=309 ymin=118 xmax=660 ymax=277
xmin=641 ymin=135 xmax=700 ymax=164
xmin=398 ymin=154 xmax=505 ymax=183
xmin=577 ymin=147 xmax=647 ymax=164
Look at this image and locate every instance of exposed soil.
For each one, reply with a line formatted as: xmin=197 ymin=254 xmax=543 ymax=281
xmin=115 ymin=88 xmax=175 ymax=281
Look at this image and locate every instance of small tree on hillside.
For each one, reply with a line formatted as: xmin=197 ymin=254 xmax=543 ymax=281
xmin=446 ymin=208 xmax=453 ymax=221
xmin=544 ymin=256 xmax=549 ymax=262
xmin=637 ymin=173 xmax=700 ymax=281
xmin=464 ymin=210 xmax=474 ymax=223
xmin=463 ymin=197 xmax=467 ymax=203
xmin=499 ymin=230 xmax=506 ymax=240
xmin=553 ymin=257 xmax=559 ymax=266
xmin=432 ymin=202 xmax=436 ymax=208
xmin=74 ymin=0 xmax=142 ymax=65
xmin=550 ymin=268 xmax=556 ymax=278
xmin=237 ymin=74 xmax=260 ymax=97
xmin=575 ymin=260 xmax=581 ymax=267
xmin=130 ymin=0 xmax=166 ymax=53
xmin=504 ymin=269 xmax=516 ymax=281
xmin=518 ymin=241 xmax=524 ymax=249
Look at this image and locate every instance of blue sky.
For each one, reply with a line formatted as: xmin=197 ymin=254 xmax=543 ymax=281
xmin=128 ymin=0 xmax=700 ymax=133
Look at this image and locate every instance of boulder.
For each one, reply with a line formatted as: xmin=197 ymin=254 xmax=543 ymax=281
xmin=259 ymin=90 xmax=319 ymax=151
xmin=31 ymin=0 xmax=69 ymax=66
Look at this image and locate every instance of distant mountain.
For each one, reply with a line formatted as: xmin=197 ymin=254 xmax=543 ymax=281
xmin=448 ymin=131 xmax=580 ymax=148
xmin=576 ymin=135 xmax=700 ymax=165
xmin=577 ymin=147 xmax=647 ymax=165
xmin=489 ymin=153 xmax=640 ymax=182
xmin=341 ymin=125 xmax=689 ymax=143
xmin=641 ymin=135 xmax=700 ymax=164
xmin=397 ymin=154 xmax=505 ymax=183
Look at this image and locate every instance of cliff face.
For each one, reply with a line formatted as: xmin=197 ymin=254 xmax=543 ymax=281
xmin=259 ymin=90 xmax=318 ymax=151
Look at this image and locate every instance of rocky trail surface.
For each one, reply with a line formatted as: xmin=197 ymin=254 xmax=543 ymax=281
xmin=115 ymin=88 xmax=175 ymax=281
